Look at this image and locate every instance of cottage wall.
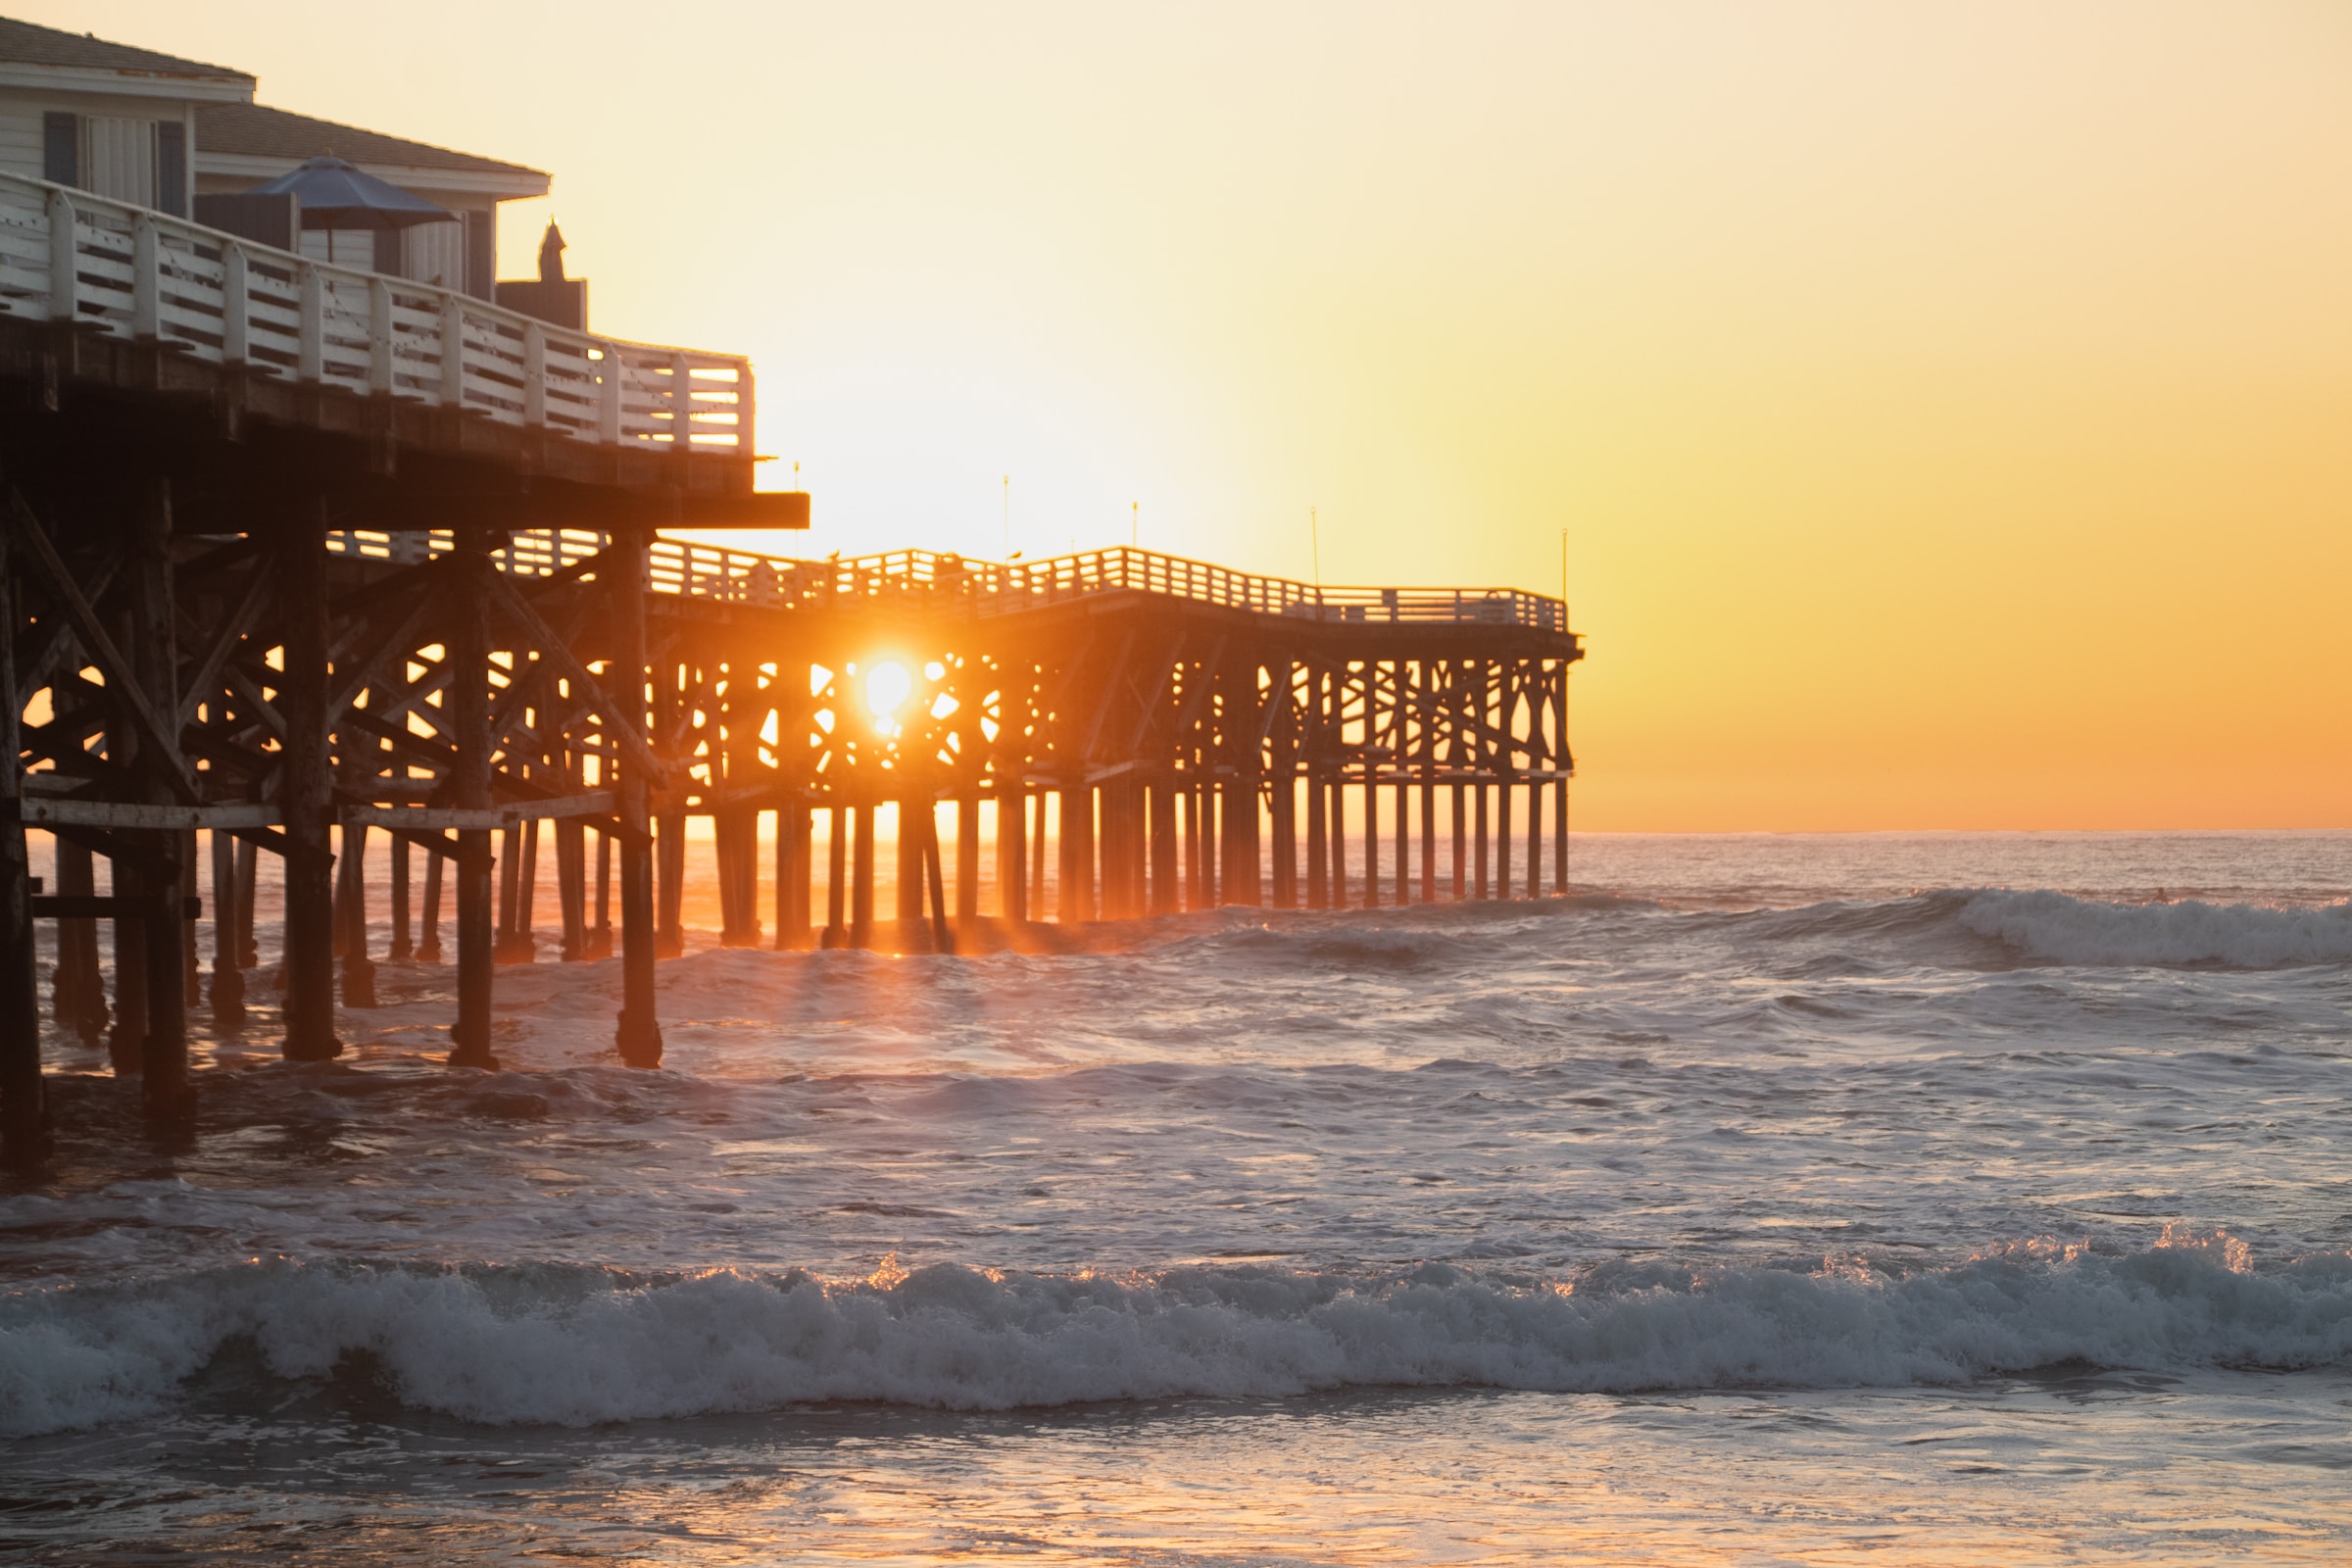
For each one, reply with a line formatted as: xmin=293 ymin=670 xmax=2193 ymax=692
xmin=0 ymin=90 xmax=198 ymax=212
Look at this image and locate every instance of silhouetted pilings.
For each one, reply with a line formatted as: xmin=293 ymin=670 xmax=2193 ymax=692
xmin=0 ymin=495 xmax=1576 ymax=1172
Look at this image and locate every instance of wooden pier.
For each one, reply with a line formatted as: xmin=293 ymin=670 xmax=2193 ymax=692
xmin=0 ymin=168 xmax=1581 ymax=1168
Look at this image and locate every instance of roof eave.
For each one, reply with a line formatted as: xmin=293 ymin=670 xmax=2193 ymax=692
xmin=0 ymin=61 xmax=254 ymax=104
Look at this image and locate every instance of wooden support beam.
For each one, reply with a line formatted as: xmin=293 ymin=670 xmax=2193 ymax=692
xmin=714 ymin=806 xmax=760 ymax=948
xmin=344 ymin=806 xmax=501 ymax=831
xmin=108 ymin=843 xmax=147 ymax=1076
xmin=1181 ymin=784 xmax=1202 ymax=911
xmin=1396 ymin=779 xmax=1409 ymax=906
xmin=556 ymin=817 xmax=586 ymax=959
xmin=999 ymin=782 xmax=1026 ymax=924
xmin=824 ymin=803 xmax=848 ymax=945
xmin=668 ymin=491 xmax=811 ymax=530
xmin=447 ymin=529 xmax=497 ymax=1068
xmin=656 ymin=810 xmax=685 ymax=957
xmin=1305 ymin=765 xmax=1328 ymax=911
xmin=30 ymin=894 xmax=201 ymax=919
xmin=956 ymin=793 xmax=980 ymax=925
xmin=922 ymin=807 xmax=954 ymax=956
xmin=1450 ymin=788 xmax=1466 ymax=903
xmin=12 ymin=545 xmax=124 ymax=714
xmin=1421 ymin=776 xmax=1438 ymax=904
xmin=16 ymin=799 xmax=281 ymax=831
xmin=1554 ymin=774 xmax=1569 ymax=895
xmin=274 ymin=508 xmax=341 ymax=1061
xmin=481 ymin=569 xmax=671 ymax=788
xmin=389 ymin=830 xmax=413 ymax=960
xmin=3 ymin=485 xmax=198 ymax=803
xmin=850 ymin=803 xmax=875 ymax=949
xmin=1060 ymin=783 xmax=1094 ymax=922
xmin=517 ymin=815 xmax=542 ymax=952
xmin=591 ymin=824 xmax=612 ymax=957
xmin=418 ymin=844 xmax=444 ymax=962
xmin=1223 ymin=658 xmax=1262 ymax=908
xmin=1497 ymin=768 xmax=1515 ymax=900
xmin=234 ymin=836 xmax=258 ymax=966
xmin=1149 ymin=778 xmax=1177 ymax=916
xmin=775 ymin=801 xmax=809 ymax=950
xmin=1200 ymin=780 xmax=1218 ymax=909
xmin=174 ymin=556 xmax=275 ymax=731
xmin=494 ymin=819 xmax=534 ymax=962
xmin=337 ymin=819 xmax=377 ymax=1005
xmin=207 ymin=825 xmax=244 ymax=1026
xmin=1029 ymin=790 xmax=1049 ymax=917
xmin=1474 ymin=780 xmax=1489 ymax=901
xmin=0 ymin=515 xmax=48 ymax=1167
xmin=895 ymin=798 xmax=923 ymax=934
xmin=1269 ymin=662 xmax=1298 ymax=911
xmin=130 ymin=478 xmax=192 ymax=1122
xmin=1525 ymin=776 xmax=1542 ymax=899
xmin=1554 ymin=668 xmax=1571 ymax=894
xmin=610 ymin=526 xmax=662 ymax=1063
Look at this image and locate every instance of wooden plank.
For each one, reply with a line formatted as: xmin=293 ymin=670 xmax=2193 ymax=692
xmin=31 ymin=895 xmax=202 ymax=921
xmin=342 ymin=794 xmax=613 ymax=832
xmin=343 ymin=807 xmax=503 ymax=831
xmin=15 ymin=799 xmax=279 ymax=831
xmin=670 ymin=492 xmax=809 ymax=530
xmin=503 ymin=791 xmax=617 ymax=821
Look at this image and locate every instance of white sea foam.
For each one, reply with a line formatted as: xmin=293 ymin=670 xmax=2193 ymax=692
xmin=5 ymin=1237 xmax=2348 ymax=1437
xmin=1956 ymin=889 xmax=2352 ymax=969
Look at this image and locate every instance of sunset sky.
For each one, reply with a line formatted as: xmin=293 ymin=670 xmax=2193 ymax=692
xmin=36 ymin=1 xmax=2352 ymax=830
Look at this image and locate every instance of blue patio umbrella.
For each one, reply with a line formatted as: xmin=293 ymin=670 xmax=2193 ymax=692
xmin=244 ymin=157 xmax=452 ymax=262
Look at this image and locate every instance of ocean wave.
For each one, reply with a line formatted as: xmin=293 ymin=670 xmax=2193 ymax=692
xmin=1956 ymin=890 xmax=2352 ymax=969
xmin=5 ymin=1235 xmax=2348 ymax=1436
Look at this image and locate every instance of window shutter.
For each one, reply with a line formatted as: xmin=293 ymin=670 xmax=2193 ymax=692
xmin=43 ymin=112 xmax=77 ymax=187
xmin=464 ymin=210 xmax=495 ymax=301
xmin=156 ymin=122 xmax=186 ymax=216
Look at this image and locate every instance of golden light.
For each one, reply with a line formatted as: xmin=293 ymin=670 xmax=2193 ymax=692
xmin=863 ymin=661 xmax=913 ymax=720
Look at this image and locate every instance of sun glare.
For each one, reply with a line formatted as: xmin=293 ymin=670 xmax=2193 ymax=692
xmin=863 ymin=661 xmax=913 ymax=719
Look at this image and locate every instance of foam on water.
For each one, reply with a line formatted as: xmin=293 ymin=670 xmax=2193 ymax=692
xmin=1955 ymin=889 xmax=2352 ymax=969
xmin=7 ymin=1230 xmax=2348 ymax=1437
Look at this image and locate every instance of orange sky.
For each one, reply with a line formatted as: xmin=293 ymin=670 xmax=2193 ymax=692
xmin=37 ymin=1 xmax=2352 ymax=829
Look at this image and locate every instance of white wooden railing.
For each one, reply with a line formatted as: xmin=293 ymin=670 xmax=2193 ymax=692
xmin=322 ymin=531 xmax=1569 ymax=632
xmin=648 ymin=544 xmax=1568 ymax=630
xmin=0 ymin=171 xmax=751 ymax=455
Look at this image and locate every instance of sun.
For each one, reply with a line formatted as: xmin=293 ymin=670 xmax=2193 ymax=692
xmin=862 ymin=661 xmax=913 ymax=720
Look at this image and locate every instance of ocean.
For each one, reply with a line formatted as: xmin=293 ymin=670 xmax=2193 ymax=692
xmin=3 ymin=830 xmax=2349 ymax=1563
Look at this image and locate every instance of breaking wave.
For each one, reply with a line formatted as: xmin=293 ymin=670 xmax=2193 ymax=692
xmin=6 ymin=1234 xmax=2349 ymax=1437
xmin=1955 ymin=890 xmax=2352 ymax=969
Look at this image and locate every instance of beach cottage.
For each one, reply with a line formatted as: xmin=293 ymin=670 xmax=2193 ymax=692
xmin=0 ymin=15 xmax=548 ymax=298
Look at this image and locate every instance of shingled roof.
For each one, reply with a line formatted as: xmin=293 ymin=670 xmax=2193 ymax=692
xmin=196 ymin=103 xmax=545 ymax=181
xmin=0 ymin=16 xmax=252 ymax=83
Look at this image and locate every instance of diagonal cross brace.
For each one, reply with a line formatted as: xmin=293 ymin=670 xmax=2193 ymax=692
xmin=177 ymin=556 xmax=276 ymax=729
xmin=4 ymin=486 xmax=199 ymax=802
xmin=482 ymin=568 xmax=670 ymax=788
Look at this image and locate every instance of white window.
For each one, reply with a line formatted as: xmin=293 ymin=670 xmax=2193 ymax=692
xmin=404 ymin=219 xmax=466 ymax=289
xmin=299 ymin=227 xmax=380 ymax=268
xmin=83 ymin=118 xmax=156 ymax=206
